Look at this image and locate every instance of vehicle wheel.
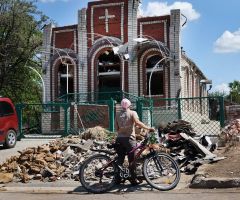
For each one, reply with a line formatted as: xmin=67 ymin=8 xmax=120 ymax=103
xmin=143 ymin=153 xmax=180 ymax=191
xmin=4 ymin=130 xmax=17 ymax=148
xmin=79 ymin=154 xmax=116 ymax=193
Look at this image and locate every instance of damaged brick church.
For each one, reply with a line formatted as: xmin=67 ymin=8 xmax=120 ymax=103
xmin=37 ymin=0 xmax=223 ymax=136
xmin=41 ymin=0 xmax=210 ymax=103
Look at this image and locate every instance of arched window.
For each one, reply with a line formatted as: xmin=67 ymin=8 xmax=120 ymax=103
xmin=58 ymin=62 xmax=74 ymax=96
xmin=97 ymin=50 xmax=121 ymax=93
xmin=146 ymin=55 xmax=164 ymax=95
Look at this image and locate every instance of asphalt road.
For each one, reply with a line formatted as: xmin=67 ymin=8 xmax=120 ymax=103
xmin=0 ymin=189 xmax=240 ymax=200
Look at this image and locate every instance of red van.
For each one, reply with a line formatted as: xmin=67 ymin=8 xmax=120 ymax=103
xmin=0 ymin=97 xmax=19 ymax=148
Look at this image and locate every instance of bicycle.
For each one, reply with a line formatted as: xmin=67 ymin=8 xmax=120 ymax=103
xmin=79 ymin=132 xmax=180 ymax=193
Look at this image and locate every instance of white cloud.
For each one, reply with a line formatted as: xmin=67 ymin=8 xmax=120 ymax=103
xmin=214 ymin=28 xmax=240 ymax=53
xmin=139 ymin=1 xmax=200 ymax=22
xmin=212 ymin=83 xmax=230 ymax=95
xmin=39 ymin=0 xmax=70 ymax=3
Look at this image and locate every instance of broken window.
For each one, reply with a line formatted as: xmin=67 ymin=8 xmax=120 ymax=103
xmin=58 ymin=62 xmax=74 ymax=96
xmin=97 ymin=50 xmax=121 ymax=93
xmin=146 ymin=55 xmax=164 ymax=95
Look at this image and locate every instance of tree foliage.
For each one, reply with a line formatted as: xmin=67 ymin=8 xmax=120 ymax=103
xmin=0 ymin=0 xmax=48 ymax=103
xmin=208 ymin=91 xmax=227 ymax=98
xmin=228 ymin=80 xmax=240 ymax=104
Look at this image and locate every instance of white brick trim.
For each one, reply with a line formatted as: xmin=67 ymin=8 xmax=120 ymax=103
xmin=139 ymin=48 xmax=168 ymax=96
xmin=52 ymin=56 xmax=77 ymax=100
xmin=53 ymin=29 xmax=77 ymax=52
xmin=140 ymin=20 xmax=168 ymax=45
xmin=91 ymin=2 xmax=125 ymax=44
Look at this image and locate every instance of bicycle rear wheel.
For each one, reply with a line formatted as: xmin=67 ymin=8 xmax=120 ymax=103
xmin=79 ymin=154 xmax=116 ymax=193
xmin=143 ymin=152 xmax=180 ymax=191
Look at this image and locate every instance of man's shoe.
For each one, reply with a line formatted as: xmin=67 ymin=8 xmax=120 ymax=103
xmin=130 ymin=179 xmax=143 ymax=186
xmin=115 ymin=178 xmax=123 ymax=185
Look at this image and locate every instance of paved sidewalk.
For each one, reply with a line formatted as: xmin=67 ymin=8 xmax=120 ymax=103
xmin=0 ymin=174 xmax=192 ymax=194
xmin=0 ymin=138 xmax=54 ymax=164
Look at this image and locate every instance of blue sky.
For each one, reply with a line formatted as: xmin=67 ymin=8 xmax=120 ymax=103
xmin=37 ymin=0 xmax=240 ymax=94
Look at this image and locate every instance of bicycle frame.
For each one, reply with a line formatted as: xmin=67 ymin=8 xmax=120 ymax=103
xmin=99 ymin=138 xmax=160 ymax=180
xmin=80 ymin=134 xmax=181 ymax=193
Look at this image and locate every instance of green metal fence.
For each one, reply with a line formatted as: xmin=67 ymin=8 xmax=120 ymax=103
xmin=16 ymin=92 xmax=224 ymax=139
xmin=16 ymin=99 xmax=115 ymax=139
xmin=141 ymin=96 xmax=225 ymax=135
xmin=16 ymin=103 xmax=71 ymax=139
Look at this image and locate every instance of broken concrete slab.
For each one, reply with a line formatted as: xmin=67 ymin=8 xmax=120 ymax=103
xmin=190 ymin=176 xmax=240 ymax=188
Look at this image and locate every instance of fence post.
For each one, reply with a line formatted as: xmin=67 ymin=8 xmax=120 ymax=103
xmin=63 ymin=103 xmax=70 ymax=137
xmin=136 ymin=98 xmax=143 ymax=121
xmin=219 ymin=96 xmax=225 ymax=127
xmin=150 ymin=98 xmax=153 ymax=127
xmin=108 ymin=98 xmax=115 ymax=132
xmin=16 ymin=104 xmax=25 ymax=140
xmin=177 ymin=98 xmax=182 ymax=119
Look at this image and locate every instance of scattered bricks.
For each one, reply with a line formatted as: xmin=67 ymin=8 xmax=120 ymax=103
xmin=45 ymin=156 xmax=55 ymax=162
xmin=33 ymin=174 xmax=42 ymax=180
xmin=34 ymin=159 xmax=47 ymax=166
xmin=29 ymin=166 xmax=41 ymax=174
xmin=19 ymin=155 xmax=29 ymax=162
xmin=55 ymin=166 xmax=65 ymax=175
xmin=41 ymin=167 xmax=56 ymax=178
xmin=221 ymin=119 xmax=240 ymax=142
xmin=35 ymin=153 xmax=46 ymax=160
xmin=18 ymin=148 xmax=35 ymax=155
xmin=37 ymin=146 xmax=50 ymax=153
xmin=48 ymin=163 xmax=57 ymax=170
xmin=0 ymin=126 xmax=113 ymax=183
xmin=21 ymin=161 xmax=30 ymax=169
xmin=81 ymin=126 xmax=110 ymax=140
xmin=0 ymin=173 xmax=13 ymax=183
xmin=20 ymin=173 xmax=30 ymax=183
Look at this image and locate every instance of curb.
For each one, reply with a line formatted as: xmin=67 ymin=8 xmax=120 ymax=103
xmin=0 ymin=186 xmax=79 ymax=194
xmin=190 ymin=165 xmax=240 ymax=188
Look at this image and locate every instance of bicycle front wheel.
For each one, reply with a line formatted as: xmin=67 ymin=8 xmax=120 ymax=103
xmin=79 ymin=154 xmax=116 ymax=193
xmin=143 ymin=152 xmax=180 ymax=191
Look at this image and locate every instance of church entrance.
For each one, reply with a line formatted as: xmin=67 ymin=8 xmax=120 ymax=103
xmin=97 ymin=50 xmax=121 ymax=94
xmin=146 ymin=55 xmax=164 ymax=96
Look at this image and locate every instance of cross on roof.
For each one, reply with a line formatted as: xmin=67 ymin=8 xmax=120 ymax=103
xmin=99 ymin=8 xmax=115 ymax=33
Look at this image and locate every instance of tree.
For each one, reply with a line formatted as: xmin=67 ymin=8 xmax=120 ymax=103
xmin=0 ymin=0 xmax=48 ymax=103
xmin=228 ymin=80 xmax=240 ymax=104
xmin=208 ymin=91 xmax=227 ymax=97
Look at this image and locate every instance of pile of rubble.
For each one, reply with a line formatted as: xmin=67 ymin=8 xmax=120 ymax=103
xmin=158 ymin=120 xmax=224 ymax=174
xmin=221 ymin=119 xmax=240 ymax=142
xmin=0 ymin=126 xmax=110 ymax=183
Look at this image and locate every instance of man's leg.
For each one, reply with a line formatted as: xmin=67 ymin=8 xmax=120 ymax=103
xmin=115 ymin=137 xmax=126 ymax=184
xmin=126 ymin=137 xmax=141 ymax=185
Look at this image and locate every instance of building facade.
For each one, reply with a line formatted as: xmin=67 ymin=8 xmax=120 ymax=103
xmin=42 ymin=0 xmax=209 ymax=103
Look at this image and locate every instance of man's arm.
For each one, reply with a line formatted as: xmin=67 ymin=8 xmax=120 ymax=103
xmin=132 ymin=113 xmax=154 ymax=132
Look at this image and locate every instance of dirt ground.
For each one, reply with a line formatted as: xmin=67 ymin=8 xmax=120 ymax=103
xmin=204 ymin=141 xmax=240 ymax=178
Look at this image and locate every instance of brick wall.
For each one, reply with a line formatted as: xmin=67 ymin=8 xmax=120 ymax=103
xmin=76 ymin=105 xmax=109 ymax=129
xmin=52 ymin=25 xmax=77 ymax=51
xmin=226 ymin=105 xmax=240 ymax=122
xmin=138 ymin=16 xmax=170 ymax=47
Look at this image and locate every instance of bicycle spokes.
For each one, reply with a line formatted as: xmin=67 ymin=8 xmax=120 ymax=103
xmin=143 ymin=153 xmax=180 ymax=191
xmin=80 ymin=154 xmax=116 ymax=193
